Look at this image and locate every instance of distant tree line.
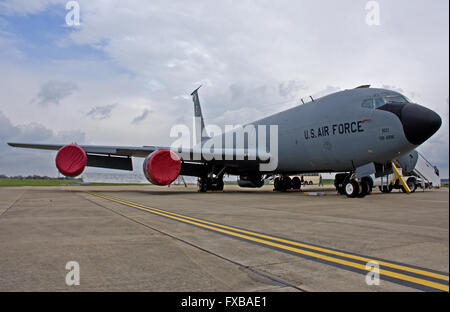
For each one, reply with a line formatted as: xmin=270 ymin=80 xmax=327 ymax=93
xmin=0 ymin=174 xmax=81 ymax=180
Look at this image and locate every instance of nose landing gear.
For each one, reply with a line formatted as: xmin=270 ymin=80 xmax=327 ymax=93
xmin=343 ymin=179 xmax=359 ymax=197
xmin=335 ymin=173 xmax=373 ymax=198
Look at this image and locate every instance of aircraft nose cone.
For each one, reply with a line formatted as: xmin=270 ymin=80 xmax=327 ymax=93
xmin=400 ymin=104 xmax=442 ymax=145
xmin=378 ymin=103 xmax=442 ymax=145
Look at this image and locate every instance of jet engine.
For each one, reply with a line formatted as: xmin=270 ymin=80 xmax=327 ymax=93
xmin=143 ymin=149 xmax=181 ymax=185
xmin=55 ymin=144 xmax=87 ymax=177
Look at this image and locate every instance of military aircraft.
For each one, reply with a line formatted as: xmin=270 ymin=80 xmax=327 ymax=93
xmin=8 ymin=85 xmax=441 ymax=197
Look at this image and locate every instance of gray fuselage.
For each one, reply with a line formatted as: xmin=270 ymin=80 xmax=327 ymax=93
xmin=205 ymin=87 xmax=441 ymax=175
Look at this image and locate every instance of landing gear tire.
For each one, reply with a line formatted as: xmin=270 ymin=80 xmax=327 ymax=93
xmin=358 ymin=180 xmax=370 ymax=197
xmin=283 ymin=177 xmax=292 ymax=191
xmin=379 ymin=185 xmax=393 ymax=193
xmin=292 ymin=177 xmax=301 ymax=190
xmin=274 ymin=177 xmax=281 ymax=191
xmin=198 ymin=178 xmax=208 ymax=192
xmin=344 ymin=180 xmax=360 ymax=198
xmin=335 ymin=173 xmax=350 ymax=195
xmin=216 ymin=179 xmax=224 ymax=191
xmin=273 ymin=176 xmax=292 ymax=192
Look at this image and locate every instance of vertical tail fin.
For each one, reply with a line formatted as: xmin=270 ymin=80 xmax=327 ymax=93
xmin=191 ymin=85 xmax=210 ymax=144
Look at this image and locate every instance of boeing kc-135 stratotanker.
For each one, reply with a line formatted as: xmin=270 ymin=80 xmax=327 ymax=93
xmin=8 ymin=85 xmax=442 ymax=197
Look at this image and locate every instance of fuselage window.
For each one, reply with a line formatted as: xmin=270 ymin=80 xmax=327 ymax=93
xmin=361 ymin=98 xmax=374 ymax=109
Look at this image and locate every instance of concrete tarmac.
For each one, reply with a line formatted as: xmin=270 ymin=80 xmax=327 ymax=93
xmin=0 ymin=185 xmax=448 ymax=291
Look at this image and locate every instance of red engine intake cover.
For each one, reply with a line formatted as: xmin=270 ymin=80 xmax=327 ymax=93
xmin=55 ymin=144 xmax=87 ymax=177
xmin=143 ymin=149 xmax=181 ymax=185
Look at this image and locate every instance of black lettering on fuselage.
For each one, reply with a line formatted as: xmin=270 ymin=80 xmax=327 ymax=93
xmin=344 ymin=123 xmax=350 ymax=133
xmin=306 ymin=121 xmax=363 ymax=141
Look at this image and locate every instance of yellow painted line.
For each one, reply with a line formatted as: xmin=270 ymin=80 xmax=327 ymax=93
xmin=88 ymin=192 xmax=449 ymax=292
xmin=90 ymin=192 xmax=449 ymax=283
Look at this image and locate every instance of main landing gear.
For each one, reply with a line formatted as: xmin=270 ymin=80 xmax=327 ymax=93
xmin=273 ymin=176 xmax=301 ymax=192
xmin=334 ymin=173 xmax=373 ymax=198
xmin=198 ymin=176 xmax=224 ymax=192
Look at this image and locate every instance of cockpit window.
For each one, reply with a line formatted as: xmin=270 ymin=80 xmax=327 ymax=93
xmin=403 ymin=96 xmax=412 ymax=103
xmin=363 ymin=95 xmax=410 ymax=109
xmin=361 ymin=98 xmax=374 ymax=109
xmin=374 ymin=97 xmax=386 ymax=108
xmin=384 ymin=95 xmax=409 ymax=104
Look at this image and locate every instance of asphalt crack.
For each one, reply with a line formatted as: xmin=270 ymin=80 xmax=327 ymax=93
xmin=0 ymin=189 xmax=26 ymax=219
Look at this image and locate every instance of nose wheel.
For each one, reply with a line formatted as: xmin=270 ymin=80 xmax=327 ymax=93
xmin=338 ymin=174 xmax=372 ymax=198
xmin=344 ymin=180 xmax=359 ymax=197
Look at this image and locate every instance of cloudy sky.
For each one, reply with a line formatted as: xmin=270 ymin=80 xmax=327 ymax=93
xmin=0 ymin=0 xmax=448 ymax=178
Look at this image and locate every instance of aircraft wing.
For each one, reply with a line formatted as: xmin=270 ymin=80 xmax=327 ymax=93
xmin=7 ymin=143 xmax=270 ymax=160
xmin=7 ymin=142 xmax=272 ymax=175
xmin=7 ymin=142 xmax=161 ymax=158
